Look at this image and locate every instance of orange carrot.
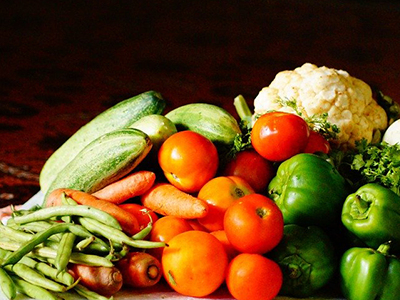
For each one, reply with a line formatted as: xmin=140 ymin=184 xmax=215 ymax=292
xmin=47 ymin=188 xmax=140 ymax=235
xmin=92 ymin=171 xmax=156 ymax=204
xmin=140 ymin=183 xmax=209 ymax=219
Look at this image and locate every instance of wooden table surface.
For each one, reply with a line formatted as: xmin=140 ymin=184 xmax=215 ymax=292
xmin=1 ymin=0 xmax=400 ymax=206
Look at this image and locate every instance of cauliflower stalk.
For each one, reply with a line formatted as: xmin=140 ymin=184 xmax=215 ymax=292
xmin=253 ymin=63 xmax=388 ymax=149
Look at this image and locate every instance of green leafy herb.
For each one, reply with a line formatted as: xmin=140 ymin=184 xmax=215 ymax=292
xmin=276 ymin=97 xmax=340 ymax=140
xmin=226 ymin=121 xmax=252 ymax=160
xmin=332 ymin=139 xmax=400 ymax=195
xmin=350 ymin=140 xmax=400 ymax=195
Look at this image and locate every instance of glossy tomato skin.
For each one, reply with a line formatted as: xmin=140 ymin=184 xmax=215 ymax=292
xmin=251 ymin=112 xmax=310 ymax=162
xmin=224 ymin=193 xmax=284 ymax=254
xmin=222 ymin=149 xmax=275 ymax=193
xmin=226 ymin=253 xmax=283 ymax=300
xmin=148 ymin=216 xmax=193 ymax=260
xmin=197 ymin=176 xmax=255 ymax=232
xmin=162 ymin=231 xmax=228 ymax=297
xmin=303 ymin=130 xmax=330 ymax=154
xmin=158 ymin=131 xmax=219 ymax=193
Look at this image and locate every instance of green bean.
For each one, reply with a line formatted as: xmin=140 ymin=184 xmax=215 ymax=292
xmin=1 ymin=223 xmax=72 ymax=266
xmin=44 ymin=237 xmax=109 ymax=255
xmin=55 ymin=232 xmax=76 ymax=272
xmin=0 ymin=267 xmax=16 ymax=300
xmin=0 ymin=239 xmax=113 ymax=267
xmin=0 ymin=248 xmax=10 ymax=260
xmin=78 ymin=217 xmax=166 ymax=249
xmin=75 ymin=236 xmax=95 ymax=251
xmin=19 ymin=257 xmax=74 ymax=286
xmin=12 ymin=263 xmax=67 ymax=292
xmin=74 ymin=284 xmax=112 ymax=300
xmin=132 ymin=221 xmax=153 ymax=240
xmin=10 ymin=275 xmax=59 ymax=300
xmin=0 ymin=224 xmax=34 ymax=243
xmin=12 ymin=205 xmax=121 ymax=230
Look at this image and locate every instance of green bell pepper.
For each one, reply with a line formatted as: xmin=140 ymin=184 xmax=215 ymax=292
xmin=268 ymin=224 xmax=337 ymax=298
xmin=341 ymin=183 xmax=400 ymax=251
xmin=268 ymin=153 xmax=350 ymax=228
xmin=340 ymin=243 xmax=400 ymax=300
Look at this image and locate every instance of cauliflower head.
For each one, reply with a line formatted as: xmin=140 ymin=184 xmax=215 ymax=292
xmin=253 ymin=63 xmax=388 ymax=149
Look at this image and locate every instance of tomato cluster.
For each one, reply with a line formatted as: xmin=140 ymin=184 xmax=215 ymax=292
xmin=119 ymin=113 xmax=331 ymax=300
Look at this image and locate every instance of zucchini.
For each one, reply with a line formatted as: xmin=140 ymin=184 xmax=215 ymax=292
xmin=130 ymin=114 xmax=177 ymax=153
xmin=43 ymin=128 xmax=152 ymax=206
xmin=40 ymin=90 xmax=165 ymax=193
xmin=165 ymin=103 xmax=241 ymax=152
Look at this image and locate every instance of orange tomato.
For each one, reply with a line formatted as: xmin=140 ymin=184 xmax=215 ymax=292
xmin=148 ymin=216 xmax=193 ymax=260
xmin=226 ymin=253 xmax=282 ymax=300
xmin=224 ymin=194 xmax=284 ymax=254
xmin=158 ymin=131 xmax=219 ymax=193
xmin=162 ymin=231 xmax=228 ymax=297
xmin=186 ymin=219 xmax=209 ymax=232
xmin=210 ymin=230 xmax=239 ymax=261
xmin=118 ymin=203 xmax=159 ymax=231
xmin=222 ymin=149 xmax=275 ymax=193
xmin=197 ymin=176 xmax=255 ymax=232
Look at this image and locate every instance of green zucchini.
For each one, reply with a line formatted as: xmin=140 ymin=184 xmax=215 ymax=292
xmin=40 ymin=90 xmax=165 ymax=194
xmin=165 ymin=103 xmax=241 ymax=152
xmin=130 ymin=114 xmax=177 ymax=153
xmin=43 ymin=128 xmax=152 ymax=206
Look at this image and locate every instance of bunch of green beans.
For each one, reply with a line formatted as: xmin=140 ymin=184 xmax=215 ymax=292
xmin=0 ymin=202 xmax=165 ymax=300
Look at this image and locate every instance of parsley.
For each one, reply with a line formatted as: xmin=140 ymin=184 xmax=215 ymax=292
xmin=349 ymin=140 xmax=400 ymax=195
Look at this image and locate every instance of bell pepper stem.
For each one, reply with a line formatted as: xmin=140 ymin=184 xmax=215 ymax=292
xmin=377 ymin=242 xmax=391 ymax=256
xmin=288 ymin=263 xmax=301 ymax=279
xmin=354 ymin=195 xmax=370 ymax=216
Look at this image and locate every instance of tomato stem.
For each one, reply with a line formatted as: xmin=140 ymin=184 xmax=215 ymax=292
xmin=256 ymin=207 xmax=268 ymax=219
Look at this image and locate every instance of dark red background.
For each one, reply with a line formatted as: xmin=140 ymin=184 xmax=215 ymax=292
xmin=1 ymin=0 xmax=400 ymax=206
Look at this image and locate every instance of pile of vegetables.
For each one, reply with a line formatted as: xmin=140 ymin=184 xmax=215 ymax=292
xmin=1 ymin=63 xmax=400 ymax=300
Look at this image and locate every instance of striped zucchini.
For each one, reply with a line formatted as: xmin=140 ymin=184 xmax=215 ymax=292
xmin=43 ymin=128 xmax=152 ymax=206
xmin=165 ymin=103 xmax=242 ymax=152
xmin=40 ymin=90 xmax=165 ymax=194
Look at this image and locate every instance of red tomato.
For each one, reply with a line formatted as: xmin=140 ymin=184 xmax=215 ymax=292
xmin=222 ymin=149 xmax=275 ymax=192
xmin=148 ymin=216 xmax=193 ymax=260
xmin=303 ymin=130 xmax=330 ymax=154
xmin=226 ymin=253 xmax=283 ymax=300
xmin=197 ymin=176 xmax=255 ymax=232
xmin=224 ymin=194 xmax=284 ymax=254
xmin=158 ymin=131 xmax=219 ymax=193
xmin=251 ymin=112 xmax=310 ymax=161
xmin=118 ymin=203 xmax=159 ymax=231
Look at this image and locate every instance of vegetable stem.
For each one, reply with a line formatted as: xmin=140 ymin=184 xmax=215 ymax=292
xmin=234 ymin=95 xmax=252 ymax=128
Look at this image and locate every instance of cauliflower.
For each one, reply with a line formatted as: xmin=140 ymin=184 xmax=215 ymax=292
xmin=253 ymin=63 xmax=388 ymax=149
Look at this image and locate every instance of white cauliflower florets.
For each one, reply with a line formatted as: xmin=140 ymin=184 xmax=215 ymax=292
xmin=253 ymin=63 xmax=388 ymax=149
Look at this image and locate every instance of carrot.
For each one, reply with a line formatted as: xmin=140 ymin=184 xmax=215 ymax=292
xmin=92 ymin=171 xmax=156 ymax=204
xmin=69 ymin=264 xmax=123 ymax=297
xmin=47 ymin=188 xmax=140 ymax=235
xmin=140 ymin=183 xmax=209 ymax=219
xmin=116 ymin=252 xmax=162 ymax=288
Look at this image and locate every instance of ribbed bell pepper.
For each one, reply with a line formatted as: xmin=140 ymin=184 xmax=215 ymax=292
xmin=268 ymin=224 xmax=336 ymax=298
xmin=340 ymin=243 xmax=400 ymax=300
xmin=341 ymin=183 xmax=400 ymax=251
xmin=268 ymin=153 xmax=350 ymax=228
